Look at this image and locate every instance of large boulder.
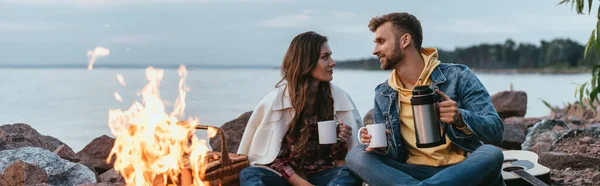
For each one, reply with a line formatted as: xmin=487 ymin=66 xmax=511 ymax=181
xmin=79 ymin=183 xmax=125 ymax=186
xmin=0 ymin=160 xmax=48 ymax=186
xmin=498 ymin=122 xmax=525 ymax=150
xmin=54 ymin=144 xmax=80 ymax=163
xmin=98 ymin=169 xmax=124 ymax=183
xmin=0 ymin=123 xmax=66 ymax=152
xmin=497 ymin=117 xmax=542 ymax=150
xmin=521 ymin=120 xmax=569 ymax=154
xmin=491 ymin=90 xmax=527 ymax=119
xmin=77 ymin=135 xmax=115 ymax=175
xmin=0 ymin=147 xmax=96 ymax=185
xmin=210 ymin=111 xmax=253 ymax=153
xmin=503 ymin=117 xmax=541 ymax=132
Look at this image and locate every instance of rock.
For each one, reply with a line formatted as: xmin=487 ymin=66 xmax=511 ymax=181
xmin=78 ymin=183 xmax=125 ymax=186
xmin=529 ymin=141 xmax=552 ymax=155
xmin=210 ymin=111 xmax=252 ymax=153
xmin=0 ymin=123 xmax=66 ymax=152
xmin=491 ymin=90 xmax=527 ymax=119
xmin=498 ymin=122 xmax=525 ymax=150
xmin=77 ymin=135 xmax=115 ymax=175
xmin=521 ymin=120 xmax=568 ymax=154
xmin=550 ymin=126 xmax=600 ymax=158
xmin=363 ymin=109 xmax=374 ymax=125
xmin=0 ymin=147 xmax=96 ymax=185
xmin=53 ymin=144 xmax=80 ymax=162
xmin=552 ymin=125 xmax=568 ymax=132
xmin=1 ymin=160 xmax=48 ymax=185
xmin=503 ymin=117 xmax=541 ymax=133
xmin=580 ymin=136 xmax=594 ymax=144
xmin=99 ymin=169 xmax=123 ymax=183
xmin=539 ymin=152 xmax=600 ymax=170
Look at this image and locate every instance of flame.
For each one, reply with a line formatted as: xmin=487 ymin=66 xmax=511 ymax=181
xmin=116 ymin=74 xmax=126 ymax=86
xmin=207 ymin=127 xmax=218 ymax=138
xmin=87 ymin=47 xmax=110 ymax=70
xmin=114 ymin=92 xmax=123 ymax=102
xmin=107 ymin=65 xmax=209 ymax=186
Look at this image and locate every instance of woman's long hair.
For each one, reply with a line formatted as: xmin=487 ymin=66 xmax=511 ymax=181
xmin=276 ymin=31 xmax=334 ymax=164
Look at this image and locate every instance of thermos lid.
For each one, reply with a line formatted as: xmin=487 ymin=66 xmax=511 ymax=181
xmin=412 ymin=85 xmax=434 ymax=95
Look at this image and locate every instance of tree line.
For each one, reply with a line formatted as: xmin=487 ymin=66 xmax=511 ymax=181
xmin=336 ymin=38 xmax=600 ymax=70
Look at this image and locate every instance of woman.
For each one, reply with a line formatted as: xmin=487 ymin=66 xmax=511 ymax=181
xmin=237 ymin=31 xmax=363 ymax=186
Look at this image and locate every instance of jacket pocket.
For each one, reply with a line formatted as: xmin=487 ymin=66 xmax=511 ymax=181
xmin=250 ymin=128 xmax=273 ymax=156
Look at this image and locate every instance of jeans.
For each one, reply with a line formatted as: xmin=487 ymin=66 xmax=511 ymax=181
xmin=239 ymin=166 xmax=361 ymax=186
xmin=345 ymin=144 xmax=505 ymax=186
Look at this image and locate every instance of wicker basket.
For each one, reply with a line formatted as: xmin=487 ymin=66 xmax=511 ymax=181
xmin=183 ymin=125 xmax=249 ymax=186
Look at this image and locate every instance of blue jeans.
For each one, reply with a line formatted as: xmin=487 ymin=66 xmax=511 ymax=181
xmin=345 ymin=144 xmax=505 ymax=186
xmin=239 ymin=166 xmax=360 ymax=186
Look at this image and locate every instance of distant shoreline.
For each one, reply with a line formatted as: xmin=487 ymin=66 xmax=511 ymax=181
xmin=0 ymin=64 xmax=280 ymax=70
xmin=334 ymin=66 xmax=592 ymax=74
xmin=469 ymin=68 xmax=591 ymax=74
xmin=0 ymin=65 xmax=592 ymax=74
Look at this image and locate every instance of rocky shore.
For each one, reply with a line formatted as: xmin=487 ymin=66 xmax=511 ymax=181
xmin=0 ymin=89 xmax=598 ymax=185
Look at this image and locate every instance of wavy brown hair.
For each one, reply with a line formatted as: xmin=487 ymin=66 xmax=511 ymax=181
xmin=276 ymin=31 xmax=334 ymax=165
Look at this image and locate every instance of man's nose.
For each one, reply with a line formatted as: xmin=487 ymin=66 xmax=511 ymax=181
xmin=373 ymin=47 xmax=380 ymax=56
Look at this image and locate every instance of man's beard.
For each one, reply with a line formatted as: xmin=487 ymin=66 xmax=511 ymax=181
xmin=381 ymin=43 xmax=404 ymax=70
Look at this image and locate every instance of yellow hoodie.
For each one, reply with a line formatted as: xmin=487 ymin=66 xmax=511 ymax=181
xmin=387 ymin=48 xmax=467 ymax=166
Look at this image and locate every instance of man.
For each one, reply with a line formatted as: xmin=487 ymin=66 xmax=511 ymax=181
xmin=345 ymin=12 xmax=505 ymax=186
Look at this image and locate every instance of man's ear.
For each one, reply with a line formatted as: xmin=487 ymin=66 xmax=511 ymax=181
xmin=401 ymin=33 xmax=411 ymax=49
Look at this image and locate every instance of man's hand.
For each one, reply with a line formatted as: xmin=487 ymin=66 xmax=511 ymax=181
xmin=360 ymin=127 xmax=390 ymax=152
xmin=435 ymin=89 xmax=465 ymax=127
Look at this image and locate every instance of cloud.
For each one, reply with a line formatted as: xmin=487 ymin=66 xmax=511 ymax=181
xmin=258 ymin=13 xmax=312 ymax=29
xmin=332 ymin=11 xmax=358 ymax=20
xmin=324 ymin=25 xmax=366 ymax=34
xmin=0 ymin=0 xmax=294 ymax=6
xmin=436 ymin=19 xmax=523 ymax=35
xmin=323 ymin=12 xmax=365 ymax=34
xmin=435 ymin=13 xmax=596 ymax=36
xmin=257 ymin=11 xmax=368 ymax=35
xmin=0 ymin=21 xmax=52 ymax=32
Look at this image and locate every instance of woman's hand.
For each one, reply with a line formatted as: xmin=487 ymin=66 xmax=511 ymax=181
xmin=337 ymin=120 xmax=352 ymax=142
xmin=289 ymin=174 xmax=314 ymax=186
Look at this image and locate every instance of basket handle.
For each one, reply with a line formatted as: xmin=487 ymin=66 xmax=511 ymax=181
xmin=195 ymin=125 xmax=232 ymax=168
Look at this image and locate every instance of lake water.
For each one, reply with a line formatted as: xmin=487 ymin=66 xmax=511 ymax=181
xmin=0 ymin=68 xmax=590 ymax=151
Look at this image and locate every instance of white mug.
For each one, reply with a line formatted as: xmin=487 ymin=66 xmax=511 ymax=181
xmin=357 ymin=123 xmax=387 ymax=148
xmin=317 ymin=120 xmax=338 ymax=144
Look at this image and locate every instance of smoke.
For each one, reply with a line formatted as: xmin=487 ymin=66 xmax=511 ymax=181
xmin=87 ymin=47 xmax=110 ymax=70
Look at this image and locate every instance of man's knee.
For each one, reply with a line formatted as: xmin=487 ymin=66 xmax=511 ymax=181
xmin=345 ymin=146 xmax=366 ymax=167
xmin=345 ymin=145 xmax=383 ymax=172
xmin=477 ymin=144 xmax=504 ymax=166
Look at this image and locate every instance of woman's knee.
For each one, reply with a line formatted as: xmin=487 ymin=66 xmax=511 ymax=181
xmin=240 ymin=167 xmax=265 ymax=179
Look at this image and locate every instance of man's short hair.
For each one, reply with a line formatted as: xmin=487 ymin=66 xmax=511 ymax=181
xmin=368 ymin=12 xmax=423 ymax=51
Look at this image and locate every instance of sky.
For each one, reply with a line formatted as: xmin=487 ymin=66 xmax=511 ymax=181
xmin=0 ymin=0 xmax=597 ymax=66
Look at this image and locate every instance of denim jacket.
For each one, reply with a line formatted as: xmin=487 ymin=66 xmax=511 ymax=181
xmin=373 ymin=63 xmax=504 ymax=162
